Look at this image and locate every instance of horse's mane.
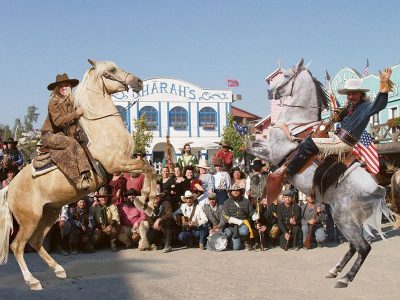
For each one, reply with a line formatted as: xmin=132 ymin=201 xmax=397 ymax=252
xmin=308 ymin=70 xmax=329 ymax=120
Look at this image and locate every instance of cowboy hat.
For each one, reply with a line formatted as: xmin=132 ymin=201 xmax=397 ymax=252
xmin=195 ymin=158 xmax=211 ymax=169
xmin=337 ymin=78 xmax=369 ymax=95
xmin=213 ymin=157 xmax=224 ymax=166
xmin=47 ymin=73 xmax=79 ymax=91
xmin=251 ymin=159 xmax=266 ymax=171
xmin=181 ymin=190 xmax=196 ymax=202
xmin=4 ymin=137 xmax=18 ymax=144
xmin=124 ymin=188 xmax=140 ymax=197
xmin=132 ymin=149 xmax=146 ymax=158
xmin=219 ymin=141 xmax=233 ymax=150
xmin=282 ymin=189 xmax=295 ymax=197
xmin=230 ymin=166 xmax=246 ymax=179
xmin=228 ymin=183 xmax=245 ymax=193
xmin=208 ymin=191 xmax=217 ymax=199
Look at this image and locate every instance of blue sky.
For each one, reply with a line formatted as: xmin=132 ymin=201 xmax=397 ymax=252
xmin=0 ymin=0 xmax=399 ymax=128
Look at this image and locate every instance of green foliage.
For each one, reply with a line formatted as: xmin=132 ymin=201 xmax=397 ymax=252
xmin=387 ymin=117 xmax=400 ymax=128
xmin=0 ymin=124 xmax=12 ymax=140
xmin=221 ymin=114 xmax=244 ymax=158
xmin=131 ymin=115 xmax=153 ymax=155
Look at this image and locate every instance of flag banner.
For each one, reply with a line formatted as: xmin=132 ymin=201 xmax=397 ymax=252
xmin=352 ymin=130 xmax=379 ymax=174
xmin=227 ymin=79 xmax=239 ymax=87
xmin=234 ymin=122 xmax=248 ymax=135
xmin=364 ymin=59 xmax=369 ymax=77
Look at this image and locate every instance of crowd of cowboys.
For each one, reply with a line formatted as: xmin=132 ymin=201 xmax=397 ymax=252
xmin=1 ymin=137 xmax=343 ymax=254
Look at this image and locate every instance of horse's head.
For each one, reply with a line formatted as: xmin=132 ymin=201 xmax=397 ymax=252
xmin=87 ymin=59 xmax=143 ymax=94
xmin=268 ymin=58 xmax=305 ymax=100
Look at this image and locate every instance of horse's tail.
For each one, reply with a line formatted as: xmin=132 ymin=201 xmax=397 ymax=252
xmin=391 ymin=171 xmax=400 ymax=211
xmin=0 ymin=186 xmax=13 ymax=265
xmin=362 ymin=186 xmax=398 ymax=240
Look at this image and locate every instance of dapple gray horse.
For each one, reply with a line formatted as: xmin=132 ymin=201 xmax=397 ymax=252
xmin=247 ymin=58 xmax=397 ymax=288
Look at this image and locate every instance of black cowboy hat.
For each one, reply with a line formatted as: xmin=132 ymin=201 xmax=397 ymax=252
xmin=4 ymin=137 xmax=18 ymax=144
xmin=230 ymin=166 xmax=246 ymax=179
xmin=124 ymin=189 xmax=141 ymax=197
xmin=47 ymin=73 xmax=79 ymax=91
xmin=133 ymin=149 xmax=146 ymax=158
xmin=251 ymin=159 xmax=266 ymax=170
xmin=282 ymin=189 xmax=295 ymax=197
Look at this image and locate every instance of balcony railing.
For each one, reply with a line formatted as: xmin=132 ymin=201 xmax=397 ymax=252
xmin=370 ymin=124 xmax=399 ymax=143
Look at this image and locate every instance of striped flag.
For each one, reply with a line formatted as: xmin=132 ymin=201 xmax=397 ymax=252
xmin=227 ymin=79 xmax=239 ymax=87
xmin=352 ymin=130 xmax=379 ymax=174
xmin=364 ymin=59 xmax=369 ymax=77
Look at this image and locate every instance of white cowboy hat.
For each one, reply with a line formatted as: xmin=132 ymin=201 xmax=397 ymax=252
xmin=181 ymin=190 xmax=197 ymax=202
xmin=195 ymin=158 xmax=211 ymax=169
xmin=337 ymin=78 xmax=369 ymax=95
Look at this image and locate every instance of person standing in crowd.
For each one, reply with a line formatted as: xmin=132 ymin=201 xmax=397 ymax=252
xmin=68 ymin=199 xmax=94 ymax=254
xmin=2 ymin=137 xmax=24 ymax=171
xmin=147 ymin=187 xmax=175 ymax=253
xmin=223 ymin=184 xmax=255 ymax=251
xmin=301 ymin=195 xmax=327 ymax=249
xmin=203 ymin=192 xmax=232 ymax=238
xmin=213 ymin=158 xmax=231 ymax=206
xmin=158 ymin=166 xmax=174 ymax=193
xmin=117 ymin=189 xmax=148 ymax=250
xmin=277 ymin=190 xmax=301 ymax=251
xmin=195 ymin=159 xmax=215 ymax=206
xmin=89 ymin=187 xmax=121 ymax=252
xmin=124 ymin=150 xmax=146 ymax=195
xmin=214 ymin=142 xmax=234 ymax=171
xmin=108 ymin=172 xmax=127 ymax=206
xmin=173 ymin=191 xmax=208 ymax=249
xmin=40 ymin=73 xmax=91 ymax=190
xmin=2 ymin=169 xmax=16 ymax=188
xmin=177 ymin=142 xmax=198 ymax=170
xmin=230 ymin=166 xmax=247 ymax=189
xmin=184 ymin=166 xmax=204 ymax=202
xmin=170 ymin=165 xmax=189 ymax=210
xmin=246 ymin=159 xmax=268 ymax=205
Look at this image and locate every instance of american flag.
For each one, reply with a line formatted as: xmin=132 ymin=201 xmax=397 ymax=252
xmin=352 ymin=130 xmax=379 ymax=174
xmin=364 ymin=59 xmax=369 ymax=77
xmin=227 ymin=79 xmax=239 ymax=87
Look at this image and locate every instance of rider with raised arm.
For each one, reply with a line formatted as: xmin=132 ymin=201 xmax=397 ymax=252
xmin=284 ymin=68 xmax=393 ymax=177
xmin=41 ymin=73 xmax=92 ymax=190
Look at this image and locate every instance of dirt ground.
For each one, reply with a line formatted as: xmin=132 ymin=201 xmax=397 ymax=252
xmin=0 ymin=225 xmax=399 ymax=300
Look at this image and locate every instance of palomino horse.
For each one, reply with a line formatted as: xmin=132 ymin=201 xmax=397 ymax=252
xmin=391 ymin=170 xmax=400 ymax=217
xmin=0 ymin=60 xmax=158 ymax=290
xmin=247 ymin=58 xmax=397 ymax=288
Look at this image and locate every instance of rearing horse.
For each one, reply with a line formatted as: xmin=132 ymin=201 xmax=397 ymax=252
xmin=247 ymin=58 xmax=398 ymax=288
xmin=0 ymin=59 xmax=158 ymax=290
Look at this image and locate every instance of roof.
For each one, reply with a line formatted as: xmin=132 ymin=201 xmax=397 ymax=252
xmin=231 ymin=105 xmax=262 ymax=120
xmin=265 ymin=68 xmax=283 ymax=83
xmin=254 ymin=114 xmax=271 ymax=127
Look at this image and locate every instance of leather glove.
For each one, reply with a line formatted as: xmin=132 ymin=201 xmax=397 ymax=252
xmin=379 ymin=68 xmax=393 ymax=93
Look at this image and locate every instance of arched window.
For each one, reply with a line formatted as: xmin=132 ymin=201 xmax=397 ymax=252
xmin=139 ymin=106 xmax=158 ymax=129
xmin=169 ymin=106 xmax=188 ymax=129
xmin=199 ymin=107 xmax=217 ymax=128
xmin=116 ymin=105 xmax=128 ymax=128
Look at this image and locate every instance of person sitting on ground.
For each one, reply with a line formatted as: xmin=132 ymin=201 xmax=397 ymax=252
xmin=277 ymin=190 xmax=302 ymax=251
xmin=213 ymin=158 xmax=231 ymax=206
xmin=177 ymin=142 xmax=198 ymax=170
xmin=68 ymin=199 xmax=94 ymax=254
xmin=257 ymin=196 xmax=281 ymax=248
xmin=89 ymin=187 xmax=121 ymax=252
xmin=173 ymin=190 xmax=208 ymax=249
xmin=222 ymin=184 xmax=255 ymax=251
xmin=147 ymin=187 xmax=174 ymax=253
xmin=214 ymin=141 xmax=234 ymax=171
xmin=301 ymin=194 xmax=327 ymax=249
xmin=117 ymin=189 xmax=149 ymax=250
xmin=195 ymin=159 xmax=215 ymax=206
xmin=40 ymin=73 xmax=91 ymax=190
xmin=203 ymin=192 xmax=232 ymax=239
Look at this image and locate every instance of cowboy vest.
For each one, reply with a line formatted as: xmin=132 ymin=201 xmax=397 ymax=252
xmin=249 ymin=173 xmax=268 ymax=200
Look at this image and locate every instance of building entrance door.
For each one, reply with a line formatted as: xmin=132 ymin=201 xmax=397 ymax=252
xmin=153 ymin=151 xmax=165 ymax=163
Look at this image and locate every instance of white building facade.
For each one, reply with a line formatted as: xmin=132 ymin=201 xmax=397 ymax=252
xmin=112 ymin=78 xmax=233 ymax=164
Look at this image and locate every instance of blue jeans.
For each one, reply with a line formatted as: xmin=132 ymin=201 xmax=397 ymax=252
xmin=231 ymin=224 xmax=249 ymax=250
xmin=215 ymin=189 xmax=228 ymax=206
xmin=178 ymin=224 xmax=208 ymax=245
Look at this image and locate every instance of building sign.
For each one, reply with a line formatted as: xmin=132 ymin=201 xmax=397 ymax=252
xmin=112 ymin=78 xmax=232 ymax=103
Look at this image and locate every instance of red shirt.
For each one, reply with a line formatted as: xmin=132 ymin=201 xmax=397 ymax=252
xmin=124 ymin=173 xmax=144 ymax=193
xmin=215 ymin=149 xmax=233 ymax=169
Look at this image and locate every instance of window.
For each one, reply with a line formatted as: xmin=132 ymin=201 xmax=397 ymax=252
xmin=139 ymin=106 xmax=158 ymax=129
xmin=116 ymin=105 xmax=128 ymax=128
xmin=389 ymin=107 xmax=398 ymax=134
xmin=199 ymin=107 xmax=217 ymax=129
xmin=169 ymin=106 xmax=188 ymax=129
xmin=372 ymin=113 xmax=379 ymax=126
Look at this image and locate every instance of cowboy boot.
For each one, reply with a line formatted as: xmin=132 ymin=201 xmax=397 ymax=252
xmin=286 ymin=137 xmax=319 ymax=177
xmin=163 ymin=229 xmax=173 ymax=253
xmin=138 ymin=221 xmax=150 ymax=251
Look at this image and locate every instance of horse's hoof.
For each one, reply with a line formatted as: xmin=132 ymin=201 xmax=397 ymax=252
xmin=55 ymin=269 xmax=67 ymax=279
xmin=29 ymin=280 xmax=43 ymax=290
xmin=325 ymin=272 xmax=337 ymax=278
xmin=334 ymin=281 xmax=348 ymax=288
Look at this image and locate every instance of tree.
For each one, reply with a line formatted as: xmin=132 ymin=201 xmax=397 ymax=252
xmin=24 ymin=105 xmax=40 ymax=132
xmin=12 ymin=118 xmax=23 ymax=140
xmin=221 ymin=114 xmax=245 ymax=158
xmin=131 ymin=115 xmax=153 ymax=156
xmin=0 ymin=124 xmax=12 ymax=140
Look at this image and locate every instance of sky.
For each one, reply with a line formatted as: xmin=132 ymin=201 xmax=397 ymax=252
xmin=1 ymin=0 xmax=399 ymax=128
